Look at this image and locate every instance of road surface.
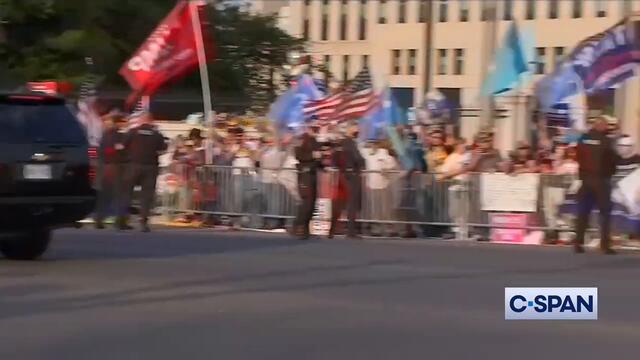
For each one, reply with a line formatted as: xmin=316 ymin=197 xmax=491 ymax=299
xmin=1 ymin=228 xmax=639 ymax=360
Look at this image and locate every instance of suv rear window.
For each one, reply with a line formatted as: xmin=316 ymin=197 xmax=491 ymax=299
xmin=0 ymin=101 xmax=87 ymax=144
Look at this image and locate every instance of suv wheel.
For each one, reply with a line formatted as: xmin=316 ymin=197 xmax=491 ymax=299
xmin=0 ymin=229 xmax=51 ymax=261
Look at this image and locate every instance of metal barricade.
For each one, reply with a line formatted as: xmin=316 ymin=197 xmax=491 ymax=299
xmin=158 ymin=166 xmax=593 ymax=240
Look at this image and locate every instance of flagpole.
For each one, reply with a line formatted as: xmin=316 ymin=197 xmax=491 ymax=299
xmin=189 ymin=0 xmax=213 ymax=125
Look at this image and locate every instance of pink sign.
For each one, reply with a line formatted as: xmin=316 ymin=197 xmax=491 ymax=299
xmin=490 ymin=213 xmax=528 ymax=243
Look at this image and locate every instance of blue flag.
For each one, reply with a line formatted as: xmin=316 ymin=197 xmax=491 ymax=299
xmin=361 ymin=87 xmax=407 ymax=140
xmin=360 ymin=87 xmax=412 ymax=169
xmin=481 ymin=21 xmax=529 ymax=96
xmin=267 ymin=74 xmax=321 ymax=131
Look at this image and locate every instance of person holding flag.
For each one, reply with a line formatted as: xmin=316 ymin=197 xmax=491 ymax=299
xmin=294 ymin=124 xmax=322 ymax=240
xmin=329 ymin=123 xmax=365 ymax=239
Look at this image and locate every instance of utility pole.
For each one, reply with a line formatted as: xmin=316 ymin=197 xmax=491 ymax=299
xmin=423 ymin=0 xmax=434 ymax=96
xmin=480 ymin=0 xmax=498 ymax=128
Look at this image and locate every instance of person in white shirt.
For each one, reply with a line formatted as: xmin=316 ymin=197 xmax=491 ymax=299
xmin=437 ymin=138 xmax=470 ymax=181
xmin=231 ymin=148 xmax=255 ymax=217
xmin=259 ymin=137 xmax=288 ymax=229
xmin=363 ymin=141 xmax=398 ymax=232
xmin=437 ymin=138 xmax=470 ymax=238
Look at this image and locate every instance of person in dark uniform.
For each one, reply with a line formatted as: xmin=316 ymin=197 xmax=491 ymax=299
xmin=575 ymin=116 xmax=618 ymax=254
xmin=120 ymin=112 xmax=168 ymax=232
xmin=294 ymin=125 xmax=321 ymax=239
xmin=95 ymin=113 xmax=130 ymax=229
xmin=329 ymin=125 xmax=365 ymax=239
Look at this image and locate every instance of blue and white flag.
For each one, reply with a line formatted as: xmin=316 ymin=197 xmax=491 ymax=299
xmin=537 ymin=18 xmax=640 ymax=109
xmin=267 ymin=74 xmax=322 ymax=131
xmin=481 ymin=21 xmax=529 ymax=96
xmin=570 ymin=19 xmax=640 ymax=95
xmin=423 ymin=89 xmax=452 ymax=121
xmin=361 ymin=87 xmax=407 ymax=139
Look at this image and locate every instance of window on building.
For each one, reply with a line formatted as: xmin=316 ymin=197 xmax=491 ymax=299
xmin=362 ymin=54 xmax=369 ymax=69
xmin=419 ymin=0 xmax=429 ymax=22
xmin=622 ymin=0 xmax=633 ymax=15
xmin=595 ymin=0 xmax=607 ymax=17
xmin=378 ymin=0 xmax=387 ymax=24
xmin=553 ymin=47 xmax=565 ymax=67
xmin=525 ymin=0 xmax=535 ymax=20
xmin=324 ymin=55 xmax=332 ymax=73
xmin=503 ymin=0 xmax=513 ymax=21
xmin=454 ymin=49 xmax=464 ymax=75
xmin=359 ymin=0 xmax=367 ymax=40
xmin=408 ymin=49 xmax=417 ymax=75
xmin=572 ymin=0 xmax=582 ymax=18
xmin=340 ymin=0 xmax=348 ymax=40
xmin=303 ymin=19 xmax=310 ymax=40
xmin=392 ymin=50 xmax=401 ymax=75
xmin=438 ymin=0 xmax=448 ymax=22
xmin=437 ymin=49 xmax=447 ymax=75
xmin=535 ymin=48 xmax=546 ymax=74
xmin=398 ymin=0 xmax=407 ymax=23
xmin=459 ymin=0 xmax=469 ymax=22
xmin=321 ymin=0 xmax=329 ymax=40
xmin=303 ymin=0 xmax=310 ymax=40
xmin=343 ymin=55 xmax=350 ymax=81
xmin=481 ymin=1 xmax=490 ymax=21
xmin=548 ymin=0 xmax=559 ymax=19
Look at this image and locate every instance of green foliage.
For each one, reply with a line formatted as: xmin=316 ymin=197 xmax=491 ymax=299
xmin=0 ymin=0 xmax=304 ymax=101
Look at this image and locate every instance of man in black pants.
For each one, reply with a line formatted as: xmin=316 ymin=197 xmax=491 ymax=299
xmin=575 ymin=116 xmax=617 ymax=254
xmin=120 ymin=112 xmax=168 ymax=232
xmin=329 ymin=125 xmax=365 ymax=238
xmin=294 ymin=125 xmax=321 ymax=239
xmin=95 ymin=113 xmax=129 ymax=229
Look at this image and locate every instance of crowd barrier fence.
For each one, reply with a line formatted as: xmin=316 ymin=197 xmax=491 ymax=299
xmin=157 ymin=165 xmax=609 ymax=241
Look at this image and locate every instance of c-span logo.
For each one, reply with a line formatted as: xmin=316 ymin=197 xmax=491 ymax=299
xmin=505 ymin=288 xmax=598 ymax=320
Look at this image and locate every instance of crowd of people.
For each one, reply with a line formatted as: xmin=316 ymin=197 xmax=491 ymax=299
xmin=92 ymin=108 xmax=640 ymax=251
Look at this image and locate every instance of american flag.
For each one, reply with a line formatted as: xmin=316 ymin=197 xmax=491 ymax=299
xmin=303 ymin=67 xmax=374 ymax=124
xmin=302 ymin=91 xmax=345 ymax=121
xmin=334 ymin=67 xmax=375 ymax=120
xmin=76 ymin=57 xmax=102 ymax=147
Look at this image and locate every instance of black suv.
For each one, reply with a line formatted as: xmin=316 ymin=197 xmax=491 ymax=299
xmin=0 ymin=94 xmax=96 ymax=260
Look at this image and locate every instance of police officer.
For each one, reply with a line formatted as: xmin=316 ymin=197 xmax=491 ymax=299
xmin=329 ymin=124 xmax=365 ymax=238
xmin=120 ymin=112 xmax=168 ymax=232
xmin=575 ymin=116 xmax=617 ymax=254
xmin=95 ymin=113 xmax=130 ymax=229
xmin=294 ymin=125 xmax=321 ymax=239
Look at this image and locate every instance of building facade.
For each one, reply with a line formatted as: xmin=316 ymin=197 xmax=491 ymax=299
xmin=256 ymin=0 xmax=640 ymax=150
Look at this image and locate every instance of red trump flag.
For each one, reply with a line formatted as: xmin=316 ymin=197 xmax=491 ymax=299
xmin=119 ymin=0 xmax=211 ymax=105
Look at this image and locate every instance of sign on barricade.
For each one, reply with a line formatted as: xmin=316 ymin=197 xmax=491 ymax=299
xmin=311 ymin=198 xmax=332 ymax=236
xmin=490 ymin=213 xmax=527 ymax=243
xmin=481 ymin=173 xmax=540 ymax=212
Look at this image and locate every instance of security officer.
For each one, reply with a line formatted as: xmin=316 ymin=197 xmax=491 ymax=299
xmin=329 ymin=124 xmax=365 ymax=238
xmin=575 ymin=116 xmax=617 ymax=254
xmin=120 ymin=111 xmax=168 ymax=232
xmin=294 ymin=124 xmax=321 ymax=239
xmin=95 ymin=113 xmax=130 ymax=229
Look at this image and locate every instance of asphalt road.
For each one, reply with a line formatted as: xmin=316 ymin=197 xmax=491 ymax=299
xmin=1 ymin=228 xmax=640 ymax=360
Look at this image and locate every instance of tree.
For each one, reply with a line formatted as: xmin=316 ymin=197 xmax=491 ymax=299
xmin=209 ymin=3 xmax=304 ymax=110
xmin=0 ymin=0 xmax=305 ymax=110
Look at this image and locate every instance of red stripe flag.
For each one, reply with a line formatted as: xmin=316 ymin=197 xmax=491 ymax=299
xmin=335 ymin=67 xmax=376 ymax=121
xmin=119 ymin=0 xmax=212 ymax=107
xmin=303 ymin=92 xmax=345 ymax=121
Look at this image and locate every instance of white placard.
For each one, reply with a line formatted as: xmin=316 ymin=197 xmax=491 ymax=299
xmin=310 ymin=198 xmax=331 ymax=235
xmin=481 ymin=173 xmax=540 ymax=212
xmin=615 ymin=168 xmax=640 ymax=216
